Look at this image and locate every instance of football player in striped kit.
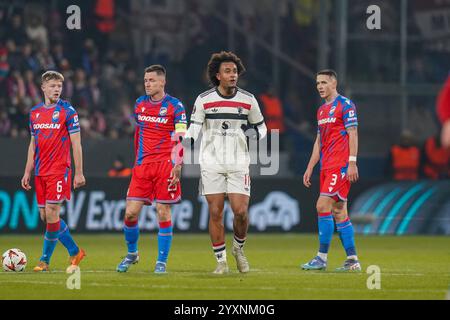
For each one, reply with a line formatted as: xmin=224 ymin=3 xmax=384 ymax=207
xmin=185 ymin=51 xmax=267 ymax=274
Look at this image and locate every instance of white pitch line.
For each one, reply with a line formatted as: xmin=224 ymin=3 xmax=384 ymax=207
xmin=0 ymin=279 xmax=447 ymax=295
xmin=0 ymin=279 xmax=277 ymax=291
xmin=0 ymin=270 xmax=428 ymax=276
xmin=0 ymin=269 xmax=264 ymax=275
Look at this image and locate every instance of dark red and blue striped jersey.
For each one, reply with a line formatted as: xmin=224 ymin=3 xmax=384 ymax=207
xmin=133 ymin=94 xmax=187 ymax=166
xmin=29 ymin=99 xmax=80 ymax=176
xmin=317 ymin=95 xmax=358 ymax=170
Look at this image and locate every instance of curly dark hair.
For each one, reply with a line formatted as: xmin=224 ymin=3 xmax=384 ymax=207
xmin=206 ymin=51 xmax=246 ymax=87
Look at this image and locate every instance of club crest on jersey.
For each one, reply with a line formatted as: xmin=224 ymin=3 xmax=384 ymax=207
xmin=159 ymin=107 xmax=168 ymax=116
xmin=329 ymin=106 xmax=336 ymax=116
xmin=52 ymin=111 xmax=60 ymax=121
xmin=237 ymin=107 xmax=243 ymax=115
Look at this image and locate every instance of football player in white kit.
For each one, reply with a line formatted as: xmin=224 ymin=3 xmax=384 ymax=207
xmin=185 ymin=51 xmax=267 ymax=274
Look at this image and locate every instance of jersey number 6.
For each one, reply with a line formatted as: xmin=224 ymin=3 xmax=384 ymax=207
xmin=57 ymin=181 xmax=63 ymax=193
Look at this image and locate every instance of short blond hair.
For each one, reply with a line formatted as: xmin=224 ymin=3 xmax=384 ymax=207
xmin=41 ymin=71 xmax=64 ymax=84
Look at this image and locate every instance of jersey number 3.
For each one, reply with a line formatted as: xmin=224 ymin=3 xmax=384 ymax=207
xmin=330 ymin=174 xmax=338 ymax=186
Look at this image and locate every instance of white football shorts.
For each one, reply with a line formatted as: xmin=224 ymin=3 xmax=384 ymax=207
xmin=199 ymin=164 xmax=251 ymax=196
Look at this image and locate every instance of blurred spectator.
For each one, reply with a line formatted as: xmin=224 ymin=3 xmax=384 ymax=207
xmin=292 ymin=0 xmax=319 ymax=27
xmin=72 ymin=68 xmax=90 ymax=109
xmin=6 ymin=39 xmax=22 ymax=71
xmin=81 ymin=39 xmax=99 ymax=76
xmin=95 ymin=0 xmax=116 ymax=34
xmin=107 ymin=156 xmax=131 ymax=177
xmin=408 ymin=102 xmax=438 ymax=143
xmin=47 ymin=7 xmax=64 ymax=43
xmin=284 ymin=91 xmax=314 ymax=174
xmin=88 ymin=76 xmax=101 ymax=110
xmin=421 ymin=134 xmax=450 ymax=180
xmin=260 ymin=86 xmax=286 ymax=133
xmin=19 ymin=43 xmax=39 ymax=72
xmin=51 ymin=42 xmax=67 ymax=67
xmin=90 ymin=110 xmax=107 ymax=137
xmin=386 ymin=130 xmax=421 ymax=181
xmin=23 ymin=70 xmax=40 ymax=106
xmin=259 ymin=85 xmax=286 ymax=150
xmin=123 ymin=67 xmax=138 ymax=98
xmin=116 ymin=102 xmax=135 ymax=136
xmin=0 ymin=109 xmax=11 ymax=136
xmin=6 ymin=70 xmax=26 ymax=106
xmin=0 ymin=9 xmax=5 ymax=40
xmin=25 ymin=15 xmax=49 ymax=49
xmin=8 ymin=101 xmax=29 ymax=138
xmin=37 ymin=46 xmax=57 ymax=71
xmin=61 ymin=66 xmax=74 ymax=99
xmin=94 ymin=0 xmax=116 ymax=57
xmin=77 ymin=108 xmax=92 ymax=137
xmin=7 ymin=14 xmax=28 ymax=46
xmin=437 ymin=73 xmax=450 ymax=149
xmin=0 ymin=47 xmax=10 ymax=82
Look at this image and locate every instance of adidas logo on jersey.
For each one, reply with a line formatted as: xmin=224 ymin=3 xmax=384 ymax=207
xmin=318 ymin=117 xmax=336 ymax=125
xmin=137 ymin=115 xmax=168 ymax=124
xmin=33 ymin=123 xmax=61 ymax=129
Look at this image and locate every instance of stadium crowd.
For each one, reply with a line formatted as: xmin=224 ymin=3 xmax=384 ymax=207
xmin=0 ymin=1 xmax=139 ymax=139
xmin=0 ymin=0 xmax=340 ymax=145
xmin=0 ymin=0 xmax=447 ymax=176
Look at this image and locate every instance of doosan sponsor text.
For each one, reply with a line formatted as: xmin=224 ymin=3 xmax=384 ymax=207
xmin=33 ymin=123 xmax=62 ymax=129
xmin=137 ymin=115 xmax=168 ymax=124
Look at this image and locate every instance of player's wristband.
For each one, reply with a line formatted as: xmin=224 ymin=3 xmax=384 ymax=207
xmin=349 ymin=156 xmax=357 ymax=162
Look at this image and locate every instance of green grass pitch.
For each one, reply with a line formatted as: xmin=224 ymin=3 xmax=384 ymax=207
xmin=0 ymin=234 xmax=449 ymax=300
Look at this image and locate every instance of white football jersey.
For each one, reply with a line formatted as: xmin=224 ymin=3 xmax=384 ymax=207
xmin=186 ymin=87 xmax=264 ymax=166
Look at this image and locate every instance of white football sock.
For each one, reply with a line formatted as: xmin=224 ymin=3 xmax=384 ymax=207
xmin=317 ymin=252 xmax=328 ymax=261
xmin=215 ymin=249 xmax=227 ymax=263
